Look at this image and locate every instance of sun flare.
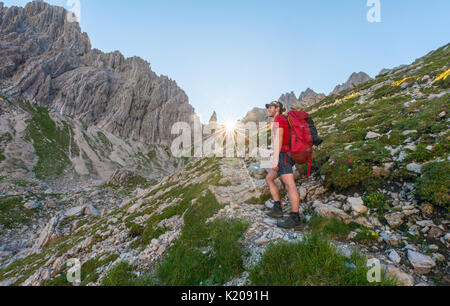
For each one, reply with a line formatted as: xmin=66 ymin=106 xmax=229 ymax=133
xmin=225 ymin=121 xmax=237 ymax=134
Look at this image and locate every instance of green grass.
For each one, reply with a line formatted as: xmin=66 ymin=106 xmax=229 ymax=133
xmin=416 ymin=161 xmax=449 ymax=212
xmin=0 ymin=197 xmax=33 ymax=229
xmin=309 ymin=216 xmax=356 ymax=239
xmin=363 ymin=192 xmax=391 ymax=216
xmin=101 ymin=262 xmax=153 ymax=286
xmin=249 ymin=234 xmax=396 ymax=286
xmin=154 ymin=189 xmax=249 ymax=286
xmin=25 ymin=106 xmax=78 ymax=180
xmin=0 ymin=133 xmax=12 ymax=162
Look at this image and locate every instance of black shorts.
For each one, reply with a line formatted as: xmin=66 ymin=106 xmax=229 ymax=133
xmin=277 ymin=152 xmax=295 ymax=176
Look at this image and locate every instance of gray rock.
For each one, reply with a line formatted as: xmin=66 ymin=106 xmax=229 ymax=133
xmin=65 ymin=206 xmax=85 ymax=217
xmin=406 ymin=163 xmax=422 ymax=174
xmin=388 ymin=250 xmax=401 ymax=264
xmin=24 ymin=201 xmax=40 ymax=210
xmin=31 ymin=212 xmax=65 ymax=254
xmin=385 ymin=212 xmax=405 ymax=228
xmin=366 ymin=131 xmax=381 ymax=139
xmin=0 ymin=1 xmax=196 ymax=145
xmin=385 ymin=266 xmax=414 ymax=286
xmin=279 ymin=88 xmax=326 ymax=110
xmin=407 ymin=250 xmax=436 ymax=274
xmin=402 ymin=130 xmax=418 ymax=136
xmin=84 ymin=204 xmax=100 ymax=217
xmin=332 ymin=72 xmax=372 ymax=95
xmin=314 ymin=204 xmax=352 ymax=224
xmin=347 ymin=197 xmax=368 ymax=214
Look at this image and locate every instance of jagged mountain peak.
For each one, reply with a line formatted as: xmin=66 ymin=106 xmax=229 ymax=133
xmin=331 ymin=71 xmax=372 ymax=95
xmin=0 ymin=1 xmax=196 ymax=145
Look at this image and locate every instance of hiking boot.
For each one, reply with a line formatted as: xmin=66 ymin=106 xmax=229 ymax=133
xmin=266 ymin=202 xmax=284 ymax=219
xmin=277 ymin=213 xmax=303 ymax=230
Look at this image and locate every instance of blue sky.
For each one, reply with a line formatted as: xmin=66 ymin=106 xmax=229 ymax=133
xmin=3 ymin=0 xmax=450 ymax=123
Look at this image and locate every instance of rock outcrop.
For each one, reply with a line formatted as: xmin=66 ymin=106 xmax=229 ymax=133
xmin=279 ymin=88 xmax=325 ymax=110
xmin=240 ymin=107 xmax=268 ymax=123
xmin=209 ymin=111 xmax=218 ymax=123
xmin=0 ymin=1 xmax=196 ymax=145
xmin=331 ymin=72 xmax=372 ymax=95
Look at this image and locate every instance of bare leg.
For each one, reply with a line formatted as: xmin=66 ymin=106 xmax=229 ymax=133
xmin=280 ymin=174 xmax=300 ymax=213
xmin=266 ymin=170 xmax=280 ymax=202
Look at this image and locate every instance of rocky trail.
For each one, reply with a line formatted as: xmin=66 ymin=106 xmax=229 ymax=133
xmin=209 ymin=158 xmax=447 ymax=286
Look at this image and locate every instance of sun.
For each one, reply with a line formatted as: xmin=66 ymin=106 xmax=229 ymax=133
xmin=225 ymin=121 xmax=237 ymax=134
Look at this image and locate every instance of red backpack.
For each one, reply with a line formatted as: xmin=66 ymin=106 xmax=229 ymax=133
xmin=286 ymin=111 xmax=314 ymax=180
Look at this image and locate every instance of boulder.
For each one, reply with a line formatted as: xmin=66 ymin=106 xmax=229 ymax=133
xmin=366 ymin=131 xmax=382 ymax=139
xmin=385 ymin=266 xmax=414 ymax=286
xmin=385 ymin=212 xmax=404 ymax=228
xmin=406 ymin=163 xmax=422 ymax=174
xmin=407 ymin=250 xmax=436 ymax=274
xmin=347 ymin=197 xmax=368 ymax=214
xmin=24 ymin=201 xmax=40 ymax=210
xmin=314 ymin=204 xmax=352 ymax=224
xmin=65 ymin=206 xmax=86 ymax=217
xmin=84 ymin=205 xmax=100 ymax=217
xmin=31 ymin=212 xmax=65 ymax=254
xmin=388 ymin=250 xmax=401 ymax=264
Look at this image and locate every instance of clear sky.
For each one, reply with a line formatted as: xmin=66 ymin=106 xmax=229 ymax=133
xmin=3 ymin=0 xmax=450 ymax=123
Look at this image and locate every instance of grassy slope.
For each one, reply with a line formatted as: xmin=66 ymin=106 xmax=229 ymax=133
xmin=303 ymin=43 xmax=449 ymax=209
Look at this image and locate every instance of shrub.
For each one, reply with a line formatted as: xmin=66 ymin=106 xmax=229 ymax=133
xmin=363 ymin=192 xmax=391 ymax=215
xmin=416 ymin=162 xmax=450 ymax=210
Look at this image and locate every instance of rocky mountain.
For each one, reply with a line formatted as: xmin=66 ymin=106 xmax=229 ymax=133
xmin=1 ymin=42 xmax=448 ymax=287
xmin=279 ymin=88 xmax=326 ymax=110
xmin=209 ymin=111 xmax=217 ymax=123
xmin=331 ymin=72 xmax=372 ymax=95
xmin=0 ymin=1 xmax=196 ymax=145
xmin=0 ymin=93 xmax=184 ymax=188
xmin=0 ymin=1 xmax=448 ymax=286
xmin=240 ymin=107 xmax=268 ymax=123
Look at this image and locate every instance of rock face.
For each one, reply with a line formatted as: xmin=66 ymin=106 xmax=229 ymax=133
xmin=279 ymin=88 xmax=326 ymax=110
xmin=0 ymin=1 xmax=196 ymax=145
xmin=331 ymin=72 xmax=372 ymax=95
xmin=240 ymin=107 xmax=268 ymax=123
xmin=209 ymin=111 xmax=218 ymax=123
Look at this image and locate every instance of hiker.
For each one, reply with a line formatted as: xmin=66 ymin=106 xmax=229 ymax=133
xmin=265 ymin=101 xmax=322 ymax=229
xmin=265 ymin=101 xmax=302 ymax=229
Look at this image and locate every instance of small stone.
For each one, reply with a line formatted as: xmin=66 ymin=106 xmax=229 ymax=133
xmin=65 ymin=206 xmax=85 ymax=217
xmin=85 ymin=205 xmax=100 ymax=217
xmin=402 ymin=130 xmax=418 ymax=136
xmin=385 ymin=212 xmax=404 ymax=228
xmin=385 ymin=266 xmax=415 ymax=286
xmin=347 ymin=197 xmax=368 ymax=214
xmin=427 ymin=227 xmax=443 ymax=239
xmin=444 ymin=233 xmax=450 ymax=242
xmin=432 ymin=253 xmax=445 ymax=262
xmin=406 ymin=163 xmax=422 ymax=174
xmin=24 ymin=201 xmax=40 ymax=210
xmin=265 ymin=200 xmax=274 ymax=209
xmin=388 ymin=250 xmax=401 ymax=264
xmin=366 ymin=131 xmax=382 ymax=139
xmin=420 ymin=203 xmax=434 ymax=217
xmin=407 ymin=250 xmax=436 ymax=274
